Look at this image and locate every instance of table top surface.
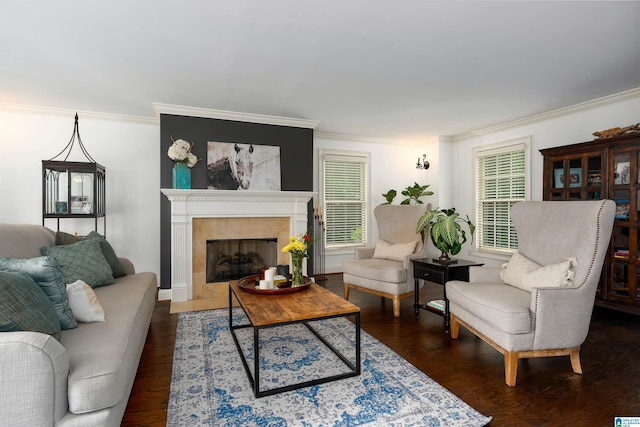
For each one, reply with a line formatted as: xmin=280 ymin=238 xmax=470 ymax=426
xmin=411 ymin=258 xmax=484 ymax=269
xmin=230 ymin=280 xmax=360 ymax=327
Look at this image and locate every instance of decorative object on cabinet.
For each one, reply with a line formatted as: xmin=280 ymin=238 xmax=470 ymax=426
xmin=540 ymin=132 xmax=640 ymax=315
xmin=592 ymin=123 xmax=640 ymax=140
xmin=42 ymin=113 xmax=106 ymax=234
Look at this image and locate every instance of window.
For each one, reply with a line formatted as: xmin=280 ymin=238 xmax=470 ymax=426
xmin=474 ymin=137 xmax=530 ymax=255
xmin=320 ymin=150 xmax=369 ymax=249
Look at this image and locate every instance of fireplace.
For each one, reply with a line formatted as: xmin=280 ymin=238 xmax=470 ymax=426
xmin=161 ymin=189 xmax=315 ymax=302
xmin=206 ymin=238 xmax=277 ymax=282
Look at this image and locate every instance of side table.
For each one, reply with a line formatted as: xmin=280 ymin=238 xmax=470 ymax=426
xmin=412 ymin=258 xmax=483 ymax=333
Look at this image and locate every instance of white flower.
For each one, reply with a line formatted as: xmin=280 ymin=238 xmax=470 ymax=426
xmin=168 ymin=138 xmax=200 ymax=167
xmin=186 ymin=152 xmax=198 ymax=168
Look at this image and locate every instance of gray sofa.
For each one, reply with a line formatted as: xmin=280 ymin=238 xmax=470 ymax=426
xmin=0 ymin=223 xmax=157 ymax=426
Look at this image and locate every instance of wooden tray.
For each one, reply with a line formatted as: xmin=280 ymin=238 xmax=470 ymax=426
xmin=237 ymin=274 xmax=312 ymax=294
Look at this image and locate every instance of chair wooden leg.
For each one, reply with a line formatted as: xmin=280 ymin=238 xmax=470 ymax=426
xmin=392 ymin=296 xmax=400 ymax=318
xmin=450 ymin=313 xmax=460 ymax=339
xmin=570 ymin=348 xmax=582 ymax=374
xmin=505 ymin=351 xmax=519 ymax=386
xmin=344 ymin=283 xmax=350 ymax=300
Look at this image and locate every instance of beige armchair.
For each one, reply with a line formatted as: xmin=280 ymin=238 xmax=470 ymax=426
xmin=446 ymin=200 xmax=615 ymax=386
xmin=343 ymin=204 xmax=429 ymax=317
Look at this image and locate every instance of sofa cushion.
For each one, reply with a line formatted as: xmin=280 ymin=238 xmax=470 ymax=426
xmin=372 ymin=239 xmax=418 ymax=262
xmin=0 ymin=270 xmax=62 ymax=340
xmin=500 ymin=251 xmax=577 ymax=292
xmin=447 ymin=281 xmax=532 ymax=334
xmin=42 ymin=239 xmax=114 ymax=288
xmin=0 ymin=256 xmax=77 ymax=330
xmin=61 ymin=272 xmax=156 ymax=414
xmin=56 ymin=231 xmax=126 ymax=278
xmin=343 ymin=258 xmax=407 ymax=283
xmin=66 ymin=280 xmax=105 ymax=323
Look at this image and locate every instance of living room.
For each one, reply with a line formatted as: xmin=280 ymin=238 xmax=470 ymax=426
xmin=1 ymin=1 xmax=640 ymax=426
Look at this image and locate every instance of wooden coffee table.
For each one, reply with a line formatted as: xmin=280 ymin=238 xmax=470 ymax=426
xmin=229 ymin=276 xmax=361 ymax=398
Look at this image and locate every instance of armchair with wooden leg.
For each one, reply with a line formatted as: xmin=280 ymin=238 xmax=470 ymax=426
xmin=343 ymin=204 xmax=429 ymax=318
xmin=446 ymin=200 xmax=615 ymax=386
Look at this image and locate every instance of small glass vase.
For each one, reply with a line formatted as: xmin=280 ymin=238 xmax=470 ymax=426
xmin=291 ymin=254 xmax=304 ymax=286
xmin=172 ymin=162 xmax=191 ymax=189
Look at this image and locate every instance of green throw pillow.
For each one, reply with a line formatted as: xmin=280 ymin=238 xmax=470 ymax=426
xmin=0 ymin=256 xmax=77 ymax=330
xmin=42 ymin=239 xmax=114 ymax=288
xmin=86 ymin=231 xmax=126 ymax=278
xmin=55 ymin=231 xmax=126 ymax=278
xmin=0 ymin=271 xmax=61 ymax=340
xmin=55 ymin=231 xmax=82 ymax=246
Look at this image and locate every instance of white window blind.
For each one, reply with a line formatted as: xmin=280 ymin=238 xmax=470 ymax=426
xmin=321 ymin=152 xmax=368 ymax=248
xmin=474 ymin=138 xmax=529 ymax=254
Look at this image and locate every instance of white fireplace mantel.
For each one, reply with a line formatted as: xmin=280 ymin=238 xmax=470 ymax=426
xmin=161 ymin=189 xmax=316 ymax=301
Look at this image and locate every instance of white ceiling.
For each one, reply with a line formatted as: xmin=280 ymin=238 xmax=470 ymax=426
xmin=1 ymin=1 xmax=639 ymax=143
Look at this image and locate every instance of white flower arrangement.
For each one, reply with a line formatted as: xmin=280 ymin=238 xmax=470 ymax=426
xmin=168 ymin=138 xmax=199 ymax=168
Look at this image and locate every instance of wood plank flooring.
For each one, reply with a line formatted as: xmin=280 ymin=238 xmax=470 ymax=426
xmin=122 ymin=274 xmax=640 ymax=426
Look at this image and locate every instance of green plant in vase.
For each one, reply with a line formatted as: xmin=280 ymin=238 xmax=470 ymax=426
xmin=416 ymin=208 xmax=475 ymax=264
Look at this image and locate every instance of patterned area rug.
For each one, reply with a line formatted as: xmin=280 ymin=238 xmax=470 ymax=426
xmin=167 ymin=308 xmax=492 ymax=426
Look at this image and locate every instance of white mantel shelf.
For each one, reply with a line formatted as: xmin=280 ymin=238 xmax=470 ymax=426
xmin=161 ymin=189 xmax=317 ymax=301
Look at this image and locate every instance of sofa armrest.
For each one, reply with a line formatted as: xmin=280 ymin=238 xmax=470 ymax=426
xmin=354 ymin=248 xmax=374 ymax=260
xmin=0 ymin=331 xmax=69 ymax=425
xmin=118 ymin=257 xmax=136 ymax=275
xmin=468 ymin=266 xmax=503 ymax=283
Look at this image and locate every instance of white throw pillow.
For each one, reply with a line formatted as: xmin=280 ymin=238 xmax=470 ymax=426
xmin=66 ymin=279 xmax=105 ymax=322
xmin=372 ymin=239 xmax=418 ymax=262
xmin=500 ymin=251 xmax=577 ymax=292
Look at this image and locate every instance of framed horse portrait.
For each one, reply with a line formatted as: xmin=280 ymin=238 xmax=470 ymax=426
xmin=207 ymin=141 xmax=281 ymax=191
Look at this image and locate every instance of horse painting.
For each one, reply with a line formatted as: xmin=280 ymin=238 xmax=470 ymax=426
xmin=207 ymin=143 xmax=254 ymax=190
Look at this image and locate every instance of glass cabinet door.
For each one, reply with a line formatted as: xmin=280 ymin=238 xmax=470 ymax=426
xmin=550 ymin=153 xmax=604 ymax=201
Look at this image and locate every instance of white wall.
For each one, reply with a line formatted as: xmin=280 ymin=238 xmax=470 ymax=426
xmin=313 ymin=134 xmax=439 ymax=272
xmin=0 ymin=107 xmax=160 ymax=276
xmin=451 ymin=94 xmax=640 ymax=267
xmin=4 ymin=92 xmax=637 ymax=277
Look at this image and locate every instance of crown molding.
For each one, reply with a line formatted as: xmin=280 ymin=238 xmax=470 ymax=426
xmin=314 ymin=132 xmax=402 ymax=145
xmin=153 ymin=103 xmax=319 ymax=129
xmin=453 ymin=87 xmax=640 ymax=141
xmin=0 ymin=102 xmax=158 ymax=124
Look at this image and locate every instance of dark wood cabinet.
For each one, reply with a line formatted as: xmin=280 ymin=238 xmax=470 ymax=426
xmin=540 ymin=133 xmax=640 ymax=315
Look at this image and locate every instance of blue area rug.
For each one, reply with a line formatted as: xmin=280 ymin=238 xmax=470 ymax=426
xmin=167 ymin=308 xmax=492 ymax=426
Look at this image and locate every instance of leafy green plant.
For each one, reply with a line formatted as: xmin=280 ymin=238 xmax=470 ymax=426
xmin=350 ymin=226 xmax=363 ymax=242
xmin=400 ymin=182 xmax=433 ymax=205
xmin=381 ymin=190 xmax=397 ymax=204
xmin=416 ymin=208 xmax=475 ymax=260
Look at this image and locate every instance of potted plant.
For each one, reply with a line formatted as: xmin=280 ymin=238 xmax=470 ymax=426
xmin=381 ymin=183 xmax=433 ymax=205
xmin=416 ymin=208 xmax=475 ymax=264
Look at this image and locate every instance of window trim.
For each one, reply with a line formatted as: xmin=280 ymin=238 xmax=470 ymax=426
xmin=319 ymin=148 xmax=371 ymax=251
xmin=471 ymin=136 xmax=531 ymax=258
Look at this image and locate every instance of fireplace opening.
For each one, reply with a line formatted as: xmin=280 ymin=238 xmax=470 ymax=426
xmin=206 ymin=238 xmax=278 ymax=282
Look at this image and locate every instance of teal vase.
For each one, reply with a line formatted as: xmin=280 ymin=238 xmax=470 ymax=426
xmin=172 ymin=162 xmax=191 ymax=189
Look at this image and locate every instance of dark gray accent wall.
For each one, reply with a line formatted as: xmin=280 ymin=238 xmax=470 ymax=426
xmin=159 ymin=114 xmax=314 ymax=290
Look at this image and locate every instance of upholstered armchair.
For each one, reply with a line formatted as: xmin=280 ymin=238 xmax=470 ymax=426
xmin=343 ymin=204 xmax=429 ymax=317
xmin=446 ymin=200 xmax=615 ymax=386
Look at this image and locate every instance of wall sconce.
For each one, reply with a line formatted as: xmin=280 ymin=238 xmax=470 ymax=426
xmin=416 ymin=154 xmax=429 ymax=170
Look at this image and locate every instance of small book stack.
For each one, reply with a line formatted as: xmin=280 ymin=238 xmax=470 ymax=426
xmin=427 ymin=299 xmax=446 ymax=311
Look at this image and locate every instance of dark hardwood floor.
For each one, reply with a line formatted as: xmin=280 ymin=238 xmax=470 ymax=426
xmin=122 ymin=274 xmax=640 ymax=426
